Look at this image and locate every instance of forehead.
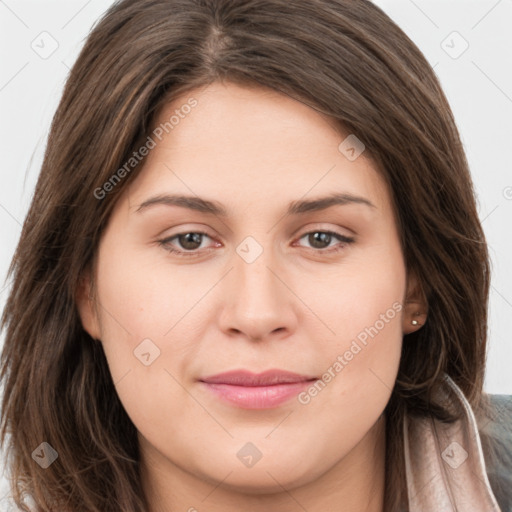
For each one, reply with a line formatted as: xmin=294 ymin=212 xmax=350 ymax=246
xmin=123 ymin=81 xmax=392 ymax=219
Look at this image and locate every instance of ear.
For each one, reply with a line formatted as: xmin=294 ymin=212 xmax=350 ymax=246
xmin=75 ymin=269 xmax=101 ymax=341
xmin=402 ymin=269 xmax=428 ymax=335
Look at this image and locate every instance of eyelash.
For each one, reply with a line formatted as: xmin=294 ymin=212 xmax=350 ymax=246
xmin=158 ymin=230 xmax=355 ymax=258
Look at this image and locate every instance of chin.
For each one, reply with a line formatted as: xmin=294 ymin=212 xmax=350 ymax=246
xmin=212 ymin=468 xmax=307 ymax=495
xmin=194 ymin=452 xmax=322 ymax=495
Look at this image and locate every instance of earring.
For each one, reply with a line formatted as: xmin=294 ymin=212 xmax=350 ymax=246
xmin=411 ymin=311 xmax=422 ymax=326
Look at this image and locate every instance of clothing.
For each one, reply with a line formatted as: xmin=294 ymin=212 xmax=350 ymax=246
xmin=404 ymin=373 xmax=512 ymax=511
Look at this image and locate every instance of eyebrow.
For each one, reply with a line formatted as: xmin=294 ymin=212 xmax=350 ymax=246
xmin=135 ymin=192 xmax=376 ymax=216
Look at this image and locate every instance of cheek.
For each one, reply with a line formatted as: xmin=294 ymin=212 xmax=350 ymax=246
xmin=298 ymin=239 xmax=406 ymax=421
xmin=93 ymin=247 xmax=197 ymax=449
xmin=94 ymin=237 xmax=197 ymax=351
xmin=306 ymin=236 xmax=405 ymax=353
xmin=92 ymin=238 xmax=212 ymax=420
xmin=290 ymin=276 xmax=404 ymax=479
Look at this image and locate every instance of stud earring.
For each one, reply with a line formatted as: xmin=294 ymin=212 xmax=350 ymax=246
xmin=411 ymin=319 xmax=419 ymax=326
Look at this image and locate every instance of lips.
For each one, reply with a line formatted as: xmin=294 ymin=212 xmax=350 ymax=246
xmin=199 ymin=369 xmax=317 ymax=409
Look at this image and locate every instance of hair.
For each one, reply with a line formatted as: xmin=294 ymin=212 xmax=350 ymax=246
xmin=0 ymin=0 xmax=496 ymax=510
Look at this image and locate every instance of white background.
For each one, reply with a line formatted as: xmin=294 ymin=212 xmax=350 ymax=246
xmin=0 ymin=0 xmax=511 ymax=507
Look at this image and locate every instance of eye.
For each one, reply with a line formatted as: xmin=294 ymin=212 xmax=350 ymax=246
xmin=295 ymin=230 xmax=355 ymax=253
xmin=158 ymin=231 xmax=217 ymax=257
xmin=158 ymin=229 xmax=355 ymax=258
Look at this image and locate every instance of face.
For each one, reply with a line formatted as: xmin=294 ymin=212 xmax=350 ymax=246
xmin=78 ymin=81 xmax=425 ymax=497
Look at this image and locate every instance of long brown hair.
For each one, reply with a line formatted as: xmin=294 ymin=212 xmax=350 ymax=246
xmin=0 ymin=0 xmax=492 ymax=510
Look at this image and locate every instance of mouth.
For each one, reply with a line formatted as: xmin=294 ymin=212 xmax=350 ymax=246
xmin=199 ymin=369 xmax=318 ymax=409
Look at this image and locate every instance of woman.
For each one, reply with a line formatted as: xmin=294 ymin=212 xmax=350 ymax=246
xmin=1 ymin=0 xmax=511 ymax=511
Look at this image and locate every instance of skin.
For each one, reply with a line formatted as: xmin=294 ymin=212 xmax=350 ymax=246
xmin=77 ymin=81 xmax=428 ymax=512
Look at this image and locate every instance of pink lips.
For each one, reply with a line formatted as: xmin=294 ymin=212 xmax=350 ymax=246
xmin=199 ymin=369 xmax=317 ymax=409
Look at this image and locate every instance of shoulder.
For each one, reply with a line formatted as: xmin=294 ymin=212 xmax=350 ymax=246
xmin=479 ymin=393 xmax=512 ymax=512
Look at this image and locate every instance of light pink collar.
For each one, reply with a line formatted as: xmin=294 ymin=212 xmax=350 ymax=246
xmin=404 ymin=374 xmax=501 ymax=511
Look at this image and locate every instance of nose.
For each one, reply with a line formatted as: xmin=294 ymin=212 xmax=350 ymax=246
xmin=217 ymin=240 xmax=298 ymax=343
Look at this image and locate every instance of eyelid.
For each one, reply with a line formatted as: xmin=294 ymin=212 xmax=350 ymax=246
xmin=293 ymin=222 xmax=356 ymax=238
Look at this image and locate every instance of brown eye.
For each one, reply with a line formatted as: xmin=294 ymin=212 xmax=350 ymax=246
xmin=159 ymin=231 xmax=216 ymax=257
xmin=297 ymin=230 xmax=355 ymax=252
xmin=176 ymin=232 xmax=204 ymax=250
xmin=307 ymin=232 xmax=333 ymax=249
